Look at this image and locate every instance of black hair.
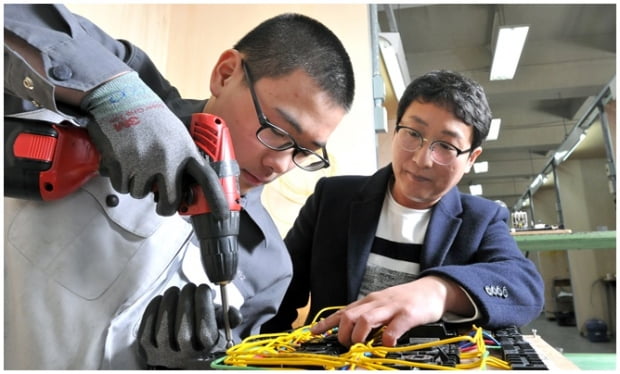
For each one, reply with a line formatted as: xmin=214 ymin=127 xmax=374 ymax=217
xmin=234 ymin=13 xmax=355 ymax=112
xmin=396 ymin=70 xmax=492 ymax=149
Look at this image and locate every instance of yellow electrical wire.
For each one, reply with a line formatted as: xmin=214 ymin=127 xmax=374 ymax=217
xmin=218 ymin=307 xmax=512 ymax=370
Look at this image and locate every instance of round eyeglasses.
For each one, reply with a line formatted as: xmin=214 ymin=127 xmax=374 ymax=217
xmin=395 ymin=124 xmax=472 ymax=165
xmin=243 ymin=61 xmax=330 ymax=172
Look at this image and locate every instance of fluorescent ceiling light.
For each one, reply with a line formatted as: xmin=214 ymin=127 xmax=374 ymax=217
xmin=529 ymin=174 xmax=542 ymax=190
xmin=529 ymin=174 xmax=547 ymax=191
xmin=473 ymin=161 xmax=489 ymax=174
xmin=554 ymin=132 xmax=587 ymax=163
xmin=379 ymin=33 xmax=410 ymax=100
xmin=469 ymin=184 xmax=483 ymax=196
xmin=490 ymin=26 xmax=529 ymax=81
xmin=487 ymin=118 xmax=501 ymax=141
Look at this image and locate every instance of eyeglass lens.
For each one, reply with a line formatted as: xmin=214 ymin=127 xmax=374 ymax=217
xmin=397 ymin=127 xmax=461 ymax=165
xmin=244 ymin=61 xmax=329 ymax=171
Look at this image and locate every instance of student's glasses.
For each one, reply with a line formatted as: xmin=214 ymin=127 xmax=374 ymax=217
xmin=243 ymin=61 xmax=330 ymax=171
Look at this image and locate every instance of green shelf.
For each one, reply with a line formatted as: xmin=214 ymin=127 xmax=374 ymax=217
xmin=514 ymin=231 xmax=616 ymax=252
xmin=564 ymin=353 xmax=617 ymax=370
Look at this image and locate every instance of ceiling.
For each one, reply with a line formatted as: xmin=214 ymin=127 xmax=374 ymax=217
xmin=376 ymin=3 xmax=616 ymax=210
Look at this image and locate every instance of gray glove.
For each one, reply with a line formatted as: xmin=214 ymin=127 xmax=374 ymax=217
xmin=137 ymin=283 xmax=243 ymax=369
xmin=80 ymin=72 xmax=226 ymax=217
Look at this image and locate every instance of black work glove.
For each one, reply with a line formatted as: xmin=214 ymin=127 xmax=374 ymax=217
xmin=137 ymin=283 xmax=243 ymax=369
xmin=80 ymin=72 xmax=227 ymax=217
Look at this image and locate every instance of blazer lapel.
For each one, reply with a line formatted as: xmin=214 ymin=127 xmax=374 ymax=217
xmin=345 ymin=166 xmax=392 ymax=301
xmin=421 ymin=187 xmax=463 ymax=268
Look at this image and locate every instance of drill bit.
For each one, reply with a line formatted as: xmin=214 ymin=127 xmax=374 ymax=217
xmin=220 ymin=283 xmax=234 ymax=348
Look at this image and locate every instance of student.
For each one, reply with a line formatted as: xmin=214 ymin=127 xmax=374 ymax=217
xmin=262 ymin=70 xmax=544 ymax=347
xmin=3 ymin=4 xmax=354 ymax=369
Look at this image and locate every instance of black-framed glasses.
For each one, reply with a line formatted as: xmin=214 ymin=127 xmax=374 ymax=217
xmin=395 ymin=124 xmax=472 ymax=165
xmin=242 ymin=61 xmax=330 ymax=172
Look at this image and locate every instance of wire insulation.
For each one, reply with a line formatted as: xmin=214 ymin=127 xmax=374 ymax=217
xmin=212 ymin=306 xmax=512 ymax=370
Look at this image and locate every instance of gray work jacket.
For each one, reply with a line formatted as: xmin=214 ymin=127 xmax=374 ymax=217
xmin=4 ymin=4 xmax=292 ymax=369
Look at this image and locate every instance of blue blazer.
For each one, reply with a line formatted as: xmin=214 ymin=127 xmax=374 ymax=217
xmin=263 ymin=165 xmax=544 ymax=332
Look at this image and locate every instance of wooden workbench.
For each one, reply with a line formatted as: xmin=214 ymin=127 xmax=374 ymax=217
xmin=524 ymin=334 xmax=581 ymax=370
xmin=525 ymin=334 xmax=617 ymax=370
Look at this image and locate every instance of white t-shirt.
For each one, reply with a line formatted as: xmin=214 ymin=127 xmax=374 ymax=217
xmin=359 ymin=188 xmax=430 ymax=297
xmin=358 ymin=187 xmax=480 ymax=323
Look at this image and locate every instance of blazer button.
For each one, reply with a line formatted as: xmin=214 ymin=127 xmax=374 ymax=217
xmin=106 ymin=194 xmax=119 ymax=207
xmin=49 ymin=65 xmax=73 ymax=81
xmin=484 ymin=286 xmax=491 ymax=296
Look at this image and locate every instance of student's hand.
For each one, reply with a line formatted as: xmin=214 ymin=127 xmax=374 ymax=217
xmin=310 ymin=275 xmax=469 ymax=347
xmin=137 ymin=283 xmax=242 ymax=369
xmin=81 ymin=72 xmax=227 ymax=217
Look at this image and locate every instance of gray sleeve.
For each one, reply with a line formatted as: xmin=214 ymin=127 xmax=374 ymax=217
xmin=4 ymin=3 xmax=134 ymax=120
xmin=4 ymin=44 xmax=60 ymax=113
xmin=4 ymin=4 xmax=182 ymax=123
xmin=4 ymin=4 xmax=130 ymax=93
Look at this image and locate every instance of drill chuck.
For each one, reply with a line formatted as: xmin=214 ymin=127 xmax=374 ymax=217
xmin=191 ymin=210 xmax=240 ymax=285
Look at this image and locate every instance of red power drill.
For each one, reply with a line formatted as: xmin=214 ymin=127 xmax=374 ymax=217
xmin=4 ymin=113 xmax=241 ymax=347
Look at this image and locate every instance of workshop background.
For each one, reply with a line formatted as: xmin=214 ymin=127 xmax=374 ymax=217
xmin=371 ymin=3 xmax=616 ymax=346
xmin=66 ymin=2 xmax=615 ymax=355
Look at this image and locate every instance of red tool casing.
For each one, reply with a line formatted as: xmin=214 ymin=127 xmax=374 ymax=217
xmin=4 ymin=118 xmax=100 ymax=201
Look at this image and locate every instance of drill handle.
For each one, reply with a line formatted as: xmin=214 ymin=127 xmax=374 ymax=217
xmin=178 ymin=113 xmax=241 ymax=215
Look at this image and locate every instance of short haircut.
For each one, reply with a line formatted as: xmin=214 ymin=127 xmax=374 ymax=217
xmin=396 ymin=70 xmax=492 ymax=149
xmin=234 ymin=13 xmax=355 ymax=112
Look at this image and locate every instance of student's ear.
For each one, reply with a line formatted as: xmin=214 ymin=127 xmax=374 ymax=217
xmin=209 ymin=49 xmax=244 ymax=97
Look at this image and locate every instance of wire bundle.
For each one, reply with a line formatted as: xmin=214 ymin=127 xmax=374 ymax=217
xmin=211 ymin=307 xmax=512 ymax=370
